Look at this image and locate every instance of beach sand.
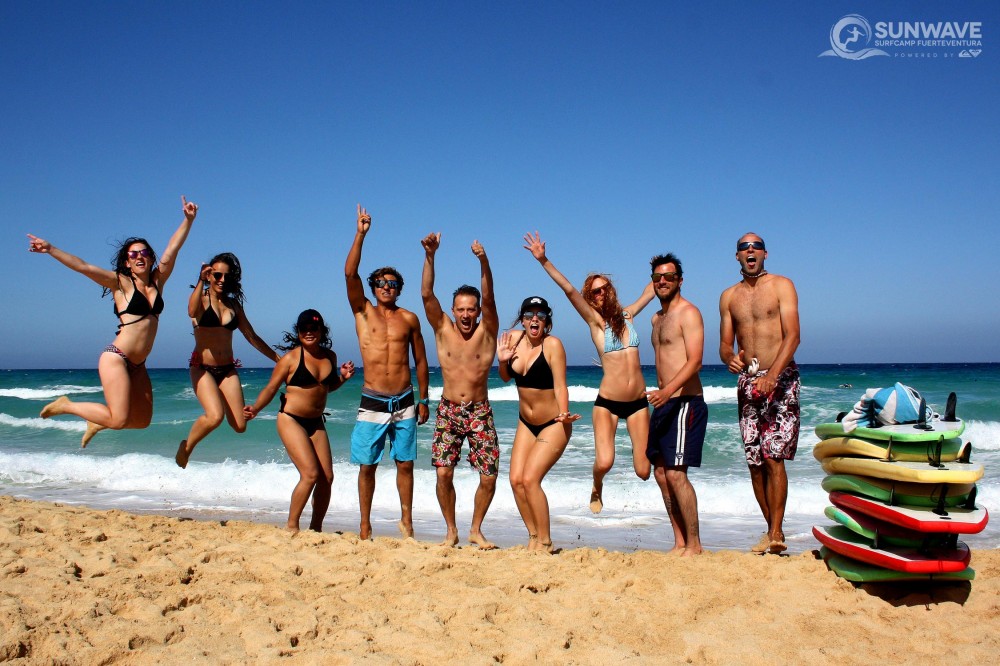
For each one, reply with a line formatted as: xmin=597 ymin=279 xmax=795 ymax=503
xmin=2 ymin=496 xmax=998 ymax=664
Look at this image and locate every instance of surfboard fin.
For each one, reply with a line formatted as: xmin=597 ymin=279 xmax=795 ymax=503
xmin=927 ymin=436 xmax=944 ymax=469
xmin=959 ymin=442 xmax=972 ymax=464
xmin=943 ymin=392 xmax=958 ymax=422
xmin=962 ymin=485 xmax=978 ymax=510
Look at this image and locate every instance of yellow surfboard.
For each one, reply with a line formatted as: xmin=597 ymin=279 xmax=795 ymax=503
xmin=820 ymin=457 xmax=984 ymax=484
xmin=812 ymin=437 xmax=966 ymax=463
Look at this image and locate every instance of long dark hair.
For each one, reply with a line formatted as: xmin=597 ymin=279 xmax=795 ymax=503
xmin=206 ymin=252 xmax=246 ymax=307
xmin=103 ymin=237 xmax=156 ymax=297
xmin=275 ymin=310 xmax=333 ymax=351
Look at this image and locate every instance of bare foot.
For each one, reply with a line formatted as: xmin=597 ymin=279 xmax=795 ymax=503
xmin=538 ymin=541 xmax=555 ymax=554
xmin=360 ymin=523 xmax=373 ymax=541
xmin=750 ymin=533 xmax=770 ymax=554
xmin=285 ymin=525 xmax=300 ymax=535
xmin=589 ymin=489 xmax=603 ymax=514
xmin=440 ymin=530 xmax=460 ymax=547
xmin=681 ymin=546 xmax=704 ymax=556
xmin=398 ymin=520 xmax=415 ymax=540
xmin=40 ymin=395 xmax=71 ymax=419
xmin=469 ymin=531 xmax=497 ymax=550
xmin=768 ymin=539 xmax=787 ymax=555
xmin=667 ymin=545 xmax=686 ymax=556
xmin=81 ymin=421 xmax=105 ymax=448
xmin=175 ymin=440 xmax=191 ymax=468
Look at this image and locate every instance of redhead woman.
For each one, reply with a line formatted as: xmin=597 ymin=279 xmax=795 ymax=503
xmin=175 ymin=253 xmax=281 ymax=468
xmin=497 ymin=296 xmax=579 ymax=552
xmin=29 ymin=196 xmax=198 ymax=446
xmin=523 ymin=232 xmax=654 ymax=513
xmin=245 ymin=310 xmax=355 ymax=533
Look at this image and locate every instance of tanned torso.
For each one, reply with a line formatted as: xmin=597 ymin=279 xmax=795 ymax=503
xmin=437 ymin=325 xmax=495 ymax=402
xmin=723 ymin=274 xmax=790 ymax=370
xmin=651 ymin=299 xmax=703 ymax=398
xmin=356 ymin=304 xmax=421 ymax=395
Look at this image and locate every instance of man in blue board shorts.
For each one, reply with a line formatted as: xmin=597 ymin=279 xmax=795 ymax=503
xmin=645 ymin=253 xmax=707 ymax=556
xmin=345 ymin=204 xmax=430 ymax=541
xmin=719 ymin=232 xmax=801 ymax=555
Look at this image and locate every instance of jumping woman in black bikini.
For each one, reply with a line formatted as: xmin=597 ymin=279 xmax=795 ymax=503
xmin=29 ymin=196 xmax=198 ymax=446
xmin=175 ymin=253 xmax=280 ymax=468
xmin=244 ymin=310 xmax=355 ymax=533
xmin=523 ymin=231 xmax=655 ymax=514
xmin=497 ymin=296 xmax=579 ymax=552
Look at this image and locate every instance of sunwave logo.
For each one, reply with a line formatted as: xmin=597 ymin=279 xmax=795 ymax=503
xmin=819 ymin=14 xmax=889 ymax=59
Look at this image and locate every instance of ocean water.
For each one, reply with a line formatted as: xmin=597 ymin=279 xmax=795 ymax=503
xmin=1 ymin=364 xmax=997 ymax=554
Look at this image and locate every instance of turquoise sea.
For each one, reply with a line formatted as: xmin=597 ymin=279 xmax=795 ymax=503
xmin=1 ymin=364 xmax=997 ymax=554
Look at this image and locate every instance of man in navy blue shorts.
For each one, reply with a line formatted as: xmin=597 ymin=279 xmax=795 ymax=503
xmin=645 ymin=253 xmax=707 ymax=556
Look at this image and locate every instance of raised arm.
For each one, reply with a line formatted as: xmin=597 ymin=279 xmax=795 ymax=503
xmin=237 ymin=306 xmax=281 ymax=363
xmin=496 ymin=330 xmax=516 ymax=383
xmin=474 ymin=240 xmax=499 ymax=337
xmin=188 ymin=264 xmax=211 ymax=318
xmin=523 ymin=231 xmax=601 ymax=329
xmin=409 ymin=315 xmax=430 ymax=425
xmin=623 ymin=281 xmax=656 ymax=319
xmin=155 ymin=196 xmax=198 ymax=286
xmin=327 ymin=353 xmax=356 ymax=393
xmin=420 ymin=232 xmax=447 ymax=330
xmin=27 ymin=234 xmax=119 ymax=290
xmin=345 ymin=204 xmax=371 ymax=314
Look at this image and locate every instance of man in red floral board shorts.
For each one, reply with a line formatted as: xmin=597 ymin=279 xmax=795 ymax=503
xmin=719 ymin=233 xmax=801 ymax=556
xmin=420 ymin=232 xmax=501 ymax=549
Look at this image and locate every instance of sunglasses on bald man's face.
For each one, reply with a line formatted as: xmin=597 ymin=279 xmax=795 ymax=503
xmin=127 ymin=249 xmax=152 ymax=259
xmin=737 ymin=241 xmax=765 ymax=251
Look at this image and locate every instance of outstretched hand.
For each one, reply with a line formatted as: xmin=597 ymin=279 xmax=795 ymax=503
xmin=554 ymin=411 xmax=581 ymax=424
xmin=522 ymin=231 xmax=546 ymax=261
xmin=357 ymin=204 xmax=371 ymax=235
xmin=181 ymin=195 xmax=199 ymax=221
xmin=27 ymin=234 xmax=51 ymax=254
xmin=421 ymin=232 xmax=441 ymax=255
xmin=471 ymin=239 xmax=486 ymax=259
xmin=496 ymin=330 xmax=517 ymax=364
xmin=340 ymin=360 xmax=356 ymax=381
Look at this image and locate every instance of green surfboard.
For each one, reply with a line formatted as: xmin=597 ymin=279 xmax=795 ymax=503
xmin=820 ymin=548 xmax=975 ymax=583
xmin=820 ymin=474 xmax=974 ymax=508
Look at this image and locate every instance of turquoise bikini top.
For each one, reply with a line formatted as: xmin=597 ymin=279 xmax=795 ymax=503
xmin=604 ymin=318 xmax=639 ymax=353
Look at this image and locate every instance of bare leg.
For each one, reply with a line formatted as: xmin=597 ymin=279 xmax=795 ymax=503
xmin=358 ymin=464 xmax=377 ymax=540
xmin=307 ymin=430 xmax=334 ymax=532
xmin=277 ymin=414 xmax=326 ymax=532
xmin=435 ymin=466 xmax=459 ymax=546
xmin=396 ymin=459 xmax=414 ymax=538
xmin=177 ymin=367 xmax=224 ymax=468
xmin=521 ymin=422 xmax=570 ymax=552
xmin=42 ymin=354 xmax=136 ymax=447
xmin=662 ymin=466 xmax=702 ymax=555
xmin=508 ymin=424 xmax=537 ymax=545
xmin=81 ymin=422 xmax=105 ymax=448
xmin=654 ymin=465 xmax=686 ymax=554
xmin=590 ymin=406 xmax=618 ymax=513
xmin=625 ymin=405 xmax=651 ymax=480
xmin=763 ymin=458 xmax=788 ymax=552
xmin=469 ymin=473 xmax=497 ymax=549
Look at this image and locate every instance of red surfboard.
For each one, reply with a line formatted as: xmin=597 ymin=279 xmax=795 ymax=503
xmin=812 ymin=525 xmax=971 ymax=574
xmin=830 ymin=491 xmax=989 ymax=534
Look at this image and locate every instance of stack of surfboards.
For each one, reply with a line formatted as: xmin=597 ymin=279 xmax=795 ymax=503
xmin=811 ymin=399 xmax=988 ymax=583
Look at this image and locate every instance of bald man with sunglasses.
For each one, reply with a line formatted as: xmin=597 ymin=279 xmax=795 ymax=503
xmin=719 ymin=232 xmax=801 ymax=556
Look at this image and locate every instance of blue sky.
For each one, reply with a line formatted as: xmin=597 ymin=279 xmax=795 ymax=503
xmin=2 ymin=1 xmax=997 ymax=369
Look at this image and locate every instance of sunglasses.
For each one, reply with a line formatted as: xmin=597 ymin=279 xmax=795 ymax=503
xmin=127 ymin=249 xmax=152 ymax=259
xmin=521 ymin=310 xmax=549 ymax=321
xmin=374 ymin=279 xmax=400 ymax=290
xmin=212 ymin=272 xmax=227 ymax=281
xmin=590 ymin=285 xmax=607 ymax=297
xmin=737 ymin=241 xmax=766 ymax=251
xmin=651 ymin=272 xmax=680 ymax=283
xmin=300 ymin=324 xmax=321 ymax=333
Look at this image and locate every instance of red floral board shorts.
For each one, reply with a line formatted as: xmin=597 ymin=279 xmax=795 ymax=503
xmin=431 ymin=398 xmax=500 ymax=476
xmin=738 ymin=363 xmax=800 ymax=466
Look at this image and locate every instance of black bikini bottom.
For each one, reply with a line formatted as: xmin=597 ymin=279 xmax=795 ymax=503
xmin=518 ymin=413 xmax=557 ymax=437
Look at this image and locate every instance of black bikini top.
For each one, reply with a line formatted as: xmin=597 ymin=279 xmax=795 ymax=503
xmin=198 ymin=301 xmax=240 ymax=330
xmin=113 ymin=276 xmax=164 ymax=329
xmin=508 ymin=340 xmax=555 ymax=390
xmin=288 ymin=347 xmax=338 ymax=390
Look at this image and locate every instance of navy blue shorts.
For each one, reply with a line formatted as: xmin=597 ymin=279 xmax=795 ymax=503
xmin=647 ymin=395 xmax=708 ymax=468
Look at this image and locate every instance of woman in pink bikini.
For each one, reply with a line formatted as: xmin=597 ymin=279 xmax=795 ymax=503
xmin=29 ymin=196 xmax=198 ymax=446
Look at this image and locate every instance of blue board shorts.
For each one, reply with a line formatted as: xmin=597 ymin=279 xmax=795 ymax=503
xmin=647 ymin=395 xmax=708 ymax=468
xmin=350 ymin=386 xmax=418 ymax=465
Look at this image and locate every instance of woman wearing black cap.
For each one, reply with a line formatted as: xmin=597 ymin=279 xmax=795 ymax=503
xmin=175 ymin=253 xmax=280 ymax=468
xmin=498 ymin=296 xmax=580 ymax=552
xmin=245 ymin=310 xmax=356 ymax=533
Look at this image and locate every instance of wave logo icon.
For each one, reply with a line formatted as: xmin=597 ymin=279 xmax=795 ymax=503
xmin=819 ymin=14 xmax=889 ymax=60
xmin=959 ymin=49 xmax=983 ymax=58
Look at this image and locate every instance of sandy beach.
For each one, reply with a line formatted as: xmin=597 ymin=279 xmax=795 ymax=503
xmin=2 ymin=495 xmax=998 ymax=664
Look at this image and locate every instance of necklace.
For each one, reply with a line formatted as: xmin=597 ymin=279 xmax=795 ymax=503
xmin=741 ymin=268 xmax=768 ymax=279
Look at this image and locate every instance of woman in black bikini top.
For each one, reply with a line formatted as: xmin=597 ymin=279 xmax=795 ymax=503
xmin=245 ymin=309 xmax=356 ymax=533
xmin=497 ymin=296 xmax=579 ymax=553
xmin=31 ymin=196 xmax=198 ymax=448
xmin=176 ymin=252 xmax=281 ymax=469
